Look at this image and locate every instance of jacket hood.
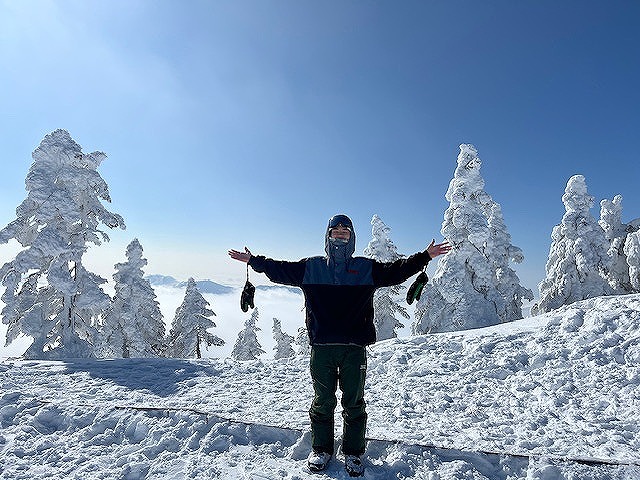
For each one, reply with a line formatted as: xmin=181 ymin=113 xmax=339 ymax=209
xmin=325 ymin=214 xmax=356 ymax=260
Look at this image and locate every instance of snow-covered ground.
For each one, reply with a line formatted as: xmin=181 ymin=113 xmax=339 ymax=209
xmin=1 ymin=294 xmax=639 ymax=479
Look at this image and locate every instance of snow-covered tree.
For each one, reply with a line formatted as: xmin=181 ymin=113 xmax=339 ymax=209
xmin=272 ymin=317 xmax=295 ymax=360
xmin=295 ymin=327 xmax=310 ymax=356
xmin=532 ymin=175 xmax=613 ymax=315
xmin=168 ymin=278 xmax=223 ymax=358
xmin=0 ymin=130 xmax=125 ymax=359
xmin=363 ymin=214 xmax=409 ymax=340
xmin=1 ymin=273 xmax=56 ymax=357
xmin=364 ymin=214 xmax=402 ymax=263
xmin=624 ymin=230 xmax=640 ymax=291
xmin=485 ymin=202 xmax=534 ymax=321
xmin=599 ymin=195 xmax=640 ymax=294
xmin=97 ymin=239 xmax=166 ymax=358
xmin=231 ymin=308 xmax=264 ymax=361
xmin=413 ymin=144 xmax=532 ymax=334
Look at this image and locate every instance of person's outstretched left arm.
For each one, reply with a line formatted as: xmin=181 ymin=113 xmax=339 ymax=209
xmin=372 ymin=239 xmax=451 ymax=287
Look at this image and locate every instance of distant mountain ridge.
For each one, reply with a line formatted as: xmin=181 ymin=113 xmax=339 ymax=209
xmin=146 ymin=275 xmax=233 ymax=295
xmin=145 ymin=275 xmax=301 ymax=295
xmin=255 ymin=285 xmax=302 ymax=295
xmin=145 ymin=275 xmax=180 ymax=287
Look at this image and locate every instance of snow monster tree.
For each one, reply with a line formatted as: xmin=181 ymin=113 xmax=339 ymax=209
xmin=0 ymin=130 xmax=126 ymax=358
xmin=363 ymin=214 xmax=409 ymax=340
xmin=168 ymin=278 xmax=223 ymax=359
xmin=232 ymin=308 xmax=264 ymax=361
xmin=413 ymin=144 xmax=532 ymax=334
xmin=98 ymin=239 xmax=166 ymax=358
xmin=532 ymin=175 xmax=613 ymax=315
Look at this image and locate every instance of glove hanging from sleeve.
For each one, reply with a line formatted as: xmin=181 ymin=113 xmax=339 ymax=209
xmin=406 ymin=266 xmax=428 ymax=305
xmin=241 ymin=263 xmax=255 ymax=312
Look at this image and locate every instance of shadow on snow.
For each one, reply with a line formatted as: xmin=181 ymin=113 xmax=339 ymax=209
xmin=59 ymin=357 xmax=220 ymax=397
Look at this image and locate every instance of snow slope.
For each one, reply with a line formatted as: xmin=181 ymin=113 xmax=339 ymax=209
xmin=1 ymin=295 xmax=640 ymax=479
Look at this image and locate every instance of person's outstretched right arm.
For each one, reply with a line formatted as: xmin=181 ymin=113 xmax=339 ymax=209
xmin=228 ymin=247 xmax=305 ymax=287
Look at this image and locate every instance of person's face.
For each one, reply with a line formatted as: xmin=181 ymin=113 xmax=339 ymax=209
xmin=330 ymin=224 xmax=351 ymax=241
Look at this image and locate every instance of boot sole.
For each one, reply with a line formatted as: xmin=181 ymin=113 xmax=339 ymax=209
xmin=308 ymin=463 xmax=329 ymax=473
xmin=308 ymin=458 xmax=331 ymax=473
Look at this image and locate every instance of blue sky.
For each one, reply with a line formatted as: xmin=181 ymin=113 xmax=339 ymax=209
xmin=1 ymin=0 xmax=639 ymax=294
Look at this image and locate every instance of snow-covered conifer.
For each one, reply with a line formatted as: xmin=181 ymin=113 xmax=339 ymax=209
xmin=413 ymin=144 xmax=532 ymax=334
xmin=272 ymin=317 xmax=295 ymax=360
xmin=231 ymin=308 xmax=264 ymax=361
xmin=168 ymin=278 xmax=223 ymax=358
xmin=0 ymin=130 xmax=125 ymax=358
xmin=364 ymin=214 xmax=402 ymax=263
xmin=363 ymin=214 xmax=409 ymax=340
xmin=599 ymin=195 xmax=637 ymax=294
xmin=295 ymin=327 xmax=310 ymax=356
xmin=97 ymin=239 xmax=166 ymax=358
xmin=624 ymin=230 xmax=640 ymax=291
xmin=485 ymin=203 xmax=534 ymax=321
xmin=1 ymin=273 xmax=56 ymax=356
xmin=532 ymin=175 xmax=613 ymax=315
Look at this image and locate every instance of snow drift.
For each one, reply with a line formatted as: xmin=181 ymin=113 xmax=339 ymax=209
xmin=1 ymin=294 xmax=639 ymax=479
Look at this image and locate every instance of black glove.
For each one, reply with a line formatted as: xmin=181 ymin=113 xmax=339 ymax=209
xmin=241 ymin=279 xmax=255 ymax=312
xmin=406 ymin=270 xmax=428 ymax=305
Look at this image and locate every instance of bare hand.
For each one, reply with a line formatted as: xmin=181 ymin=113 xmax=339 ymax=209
xmin=426 ymin=239 xmax=452 ymax=259
xmin=228 ymin=247 xmax=252 ymax=263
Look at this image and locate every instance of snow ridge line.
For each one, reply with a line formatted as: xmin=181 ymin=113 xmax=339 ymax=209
xmin=34 ymin=398 xmax=640 ymax=468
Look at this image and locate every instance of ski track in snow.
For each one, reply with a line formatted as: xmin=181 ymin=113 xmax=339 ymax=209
xmin=1 ymin=295 xmax=640 ymax=479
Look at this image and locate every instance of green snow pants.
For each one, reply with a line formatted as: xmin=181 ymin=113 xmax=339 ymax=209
xmin=309 ymin=344 xmax=368 ymax=456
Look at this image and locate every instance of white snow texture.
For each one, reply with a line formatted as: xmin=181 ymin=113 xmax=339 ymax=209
xmin=1 ymin=294 xmax=639 ymax=479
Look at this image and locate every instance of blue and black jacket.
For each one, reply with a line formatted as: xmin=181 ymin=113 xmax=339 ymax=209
xmin=248 ymin=216 xmax=431 ymax=346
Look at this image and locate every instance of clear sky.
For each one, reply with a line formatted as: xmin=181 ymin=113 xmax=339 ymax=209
xmin=1 ymin=0 xmax=639 ymax=294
